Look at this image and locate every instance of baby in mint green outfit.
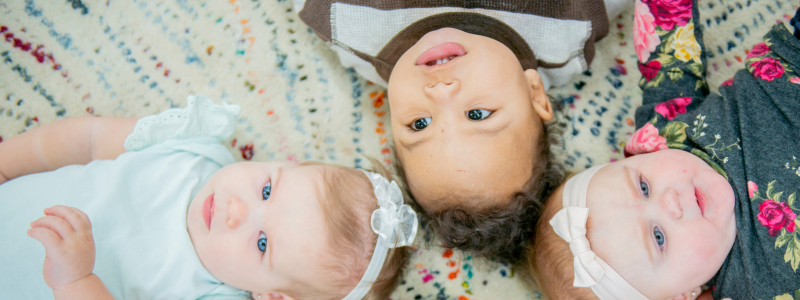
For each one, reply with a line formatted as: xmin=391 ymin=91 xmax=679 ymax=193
xmin=0 ymin=95 xmax=416 ymax=300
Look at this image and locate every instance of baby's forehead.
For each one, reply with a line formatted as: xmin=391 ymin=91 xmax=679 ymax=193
xmin=585 ymin=162 xmax=636 ymax=202
xmin=274 ymin=245 xmax=341 ymax=295
xmin=271 ymin=207 xmax=334 ymax=281
xmin=584 ymin=165 xmax=645 ymax=237
xmin=560 ymin=164 xmax=647 ymax=255
xmin=586 ymin=211 xmax=651 ymax=272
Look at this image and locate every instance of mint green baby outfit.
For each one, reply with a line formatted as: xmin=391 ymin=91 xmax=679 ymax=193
xmin=0 ymin=95 xmax=249 ymax=300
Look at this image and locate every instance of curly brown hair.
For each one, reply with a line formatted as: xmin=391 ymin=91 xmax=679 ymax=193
xmin=393 ymin=104 xmax=565 ymax=264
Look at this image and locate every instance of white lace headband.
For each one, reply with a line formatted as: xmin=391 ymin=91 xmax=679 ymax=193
xmin=549 ymin=164 xmax=649 ymax=300
xmin=341 ymin=170 xmax=418 ymax=300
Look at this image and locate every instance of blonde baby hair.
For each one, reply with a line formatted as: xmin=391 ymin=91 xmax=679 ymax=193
xmin=294 ymin=159 xmax=411 ymax=300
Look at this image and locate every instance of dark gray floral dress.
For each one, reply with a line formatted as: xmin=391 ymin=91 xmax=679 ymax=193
xmin=628 ymin=0 xmax=800 ymax=298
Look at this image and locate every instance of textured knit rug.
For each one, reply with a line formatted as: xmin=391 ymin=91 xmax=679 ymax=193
xmin=0 ymin=0 xmax=796 ymax=299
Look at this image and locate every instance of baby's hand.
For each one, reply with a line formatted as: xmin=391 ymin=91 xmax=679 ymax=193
xmin=27 ymin=205 xmax=96 ymax=289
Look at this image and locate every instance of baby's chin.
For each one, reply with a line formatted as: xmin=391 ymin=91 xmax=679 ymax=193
xmin=670 ymin=152 xmax=737 ymax=240
xmin=407 ymin=171 xmax=523 ymax=212
xmin=698 ymin=168 xmax=737 ymax=228
xmin=399 ymin=146 xmax=536 ymax=212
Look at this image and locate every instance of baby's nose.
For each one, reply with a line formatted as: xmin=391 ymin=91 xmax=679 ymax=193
xmin=226 ymin=197 xmax=248 ymax=228
xmin=423 ymin=80 xmax=460 ymax=103
xmin=660 ymin=188 xmax=683 ymax=219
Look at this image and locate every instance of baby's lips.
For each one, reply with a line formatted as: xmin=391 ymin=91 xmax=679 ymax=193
xmin=415 ymin=42 xmax=467 ymax=66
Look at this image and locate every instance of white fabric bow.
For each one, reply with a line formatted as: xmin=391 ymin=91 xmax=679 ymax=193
xmin=549 ymin=206 xmax=606 ymax=287
xmin=362 ymin=170 xmax=418 ymax=248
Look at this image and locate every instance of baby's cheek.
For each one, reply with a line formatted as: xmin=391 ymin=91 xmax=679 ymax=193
xmin=691 ymin=242 xmax=716 ymax=261
xmin=684 ymin=226 xmax=728 ymax=272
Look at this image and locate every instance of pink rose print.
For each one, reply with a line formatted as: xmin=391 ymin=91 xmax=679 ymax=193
xmin=654 ymin=97 xmax=692 ymax=120
xmin=750 ymin=57 xmax=785 ymax=81
xmin=745 ymin=43 xmax=771 ymax=60
xmin=638 ymin=60 xmax=662 ymax=81
xmin=624 ymin=123 xmax=668 ymax=157
xmin=721 ymin=78 xmax=734 ymax=86
xmin=791 ymin=77 xmax=800 ymax=85
xmin=642 ymin=0 xmax=693 ymax=31
xmin=757 ymin=200 xmax=797 ymax=236
xmin=747 ymin=181 xmax=758 ymax=198
xmin=634 ymin=0 xmax=662 ymax=63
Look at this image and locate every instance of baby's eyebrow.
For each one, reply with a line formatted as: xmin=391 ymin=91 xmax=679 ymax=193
xmin=623 ymin=166 xmax=656 ymax=266
xmin=623 ymin=166 xmax=637 ymax=200
xmin=267 ymin=167 xmax=281 ymax=270
xmin=639 ymin=221 xmax=655 ymax=266
xmin=273 ymin=167 xmax=282 ymax=188
xmin=268 ymin=231 xmax=274 ymax=270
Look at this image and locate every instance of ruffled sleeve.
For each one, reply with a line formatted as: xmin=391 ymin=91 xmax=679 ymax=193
xmin=124 ymin=95 xmax=240 ymax=152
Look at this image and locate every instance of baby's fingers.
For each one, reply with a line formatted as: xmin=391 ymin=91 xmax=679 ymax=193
xmin=27 ymin=227 xmax=62 ymax=250
xmin=31 ymin=215 xmax=74 ymax=240
xmin=44 ymin=206 xmax=91 ymax=232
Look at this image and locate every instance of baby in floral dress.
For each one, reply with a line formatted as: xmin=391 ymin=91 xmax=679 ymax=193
xmin=527 ymin=0 xmax=800 ymax=299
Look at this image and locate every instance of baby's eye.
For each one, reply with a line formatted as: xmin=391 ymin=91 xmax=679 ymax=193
xmin=653 ymin=227 xmax=666 ymax=250
xmin=411 ymin=117 xmax=431 ymax=131
xmin=639 ymin=176 xmax=650 ymax=198
xmin=466 ymin=109 xmax=492 ymax=121
xmin=257 ymin=232 xmax=268 ymax=253
xmin=262 ymin=182 xmax=271 ymax=200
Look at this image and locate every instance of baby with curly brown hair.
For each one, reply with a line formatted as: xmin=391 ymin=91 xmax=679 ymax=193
xmin=294 ymin=0 xmax=631 ymax=263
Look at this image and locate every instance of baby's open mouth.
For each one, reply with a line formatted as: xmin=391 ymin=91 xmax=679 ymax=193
xmin=695 ymin=187 xmax=706 ymax=216
xmin=416 ymin=42 xmax=467 ymax=67
xmin=203 ymin=193 xmax=215 ymax=230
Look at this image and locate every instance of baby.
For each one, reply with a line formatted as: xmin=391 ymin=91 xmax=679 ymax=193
xmin=529 ymin=0 xmax=800 ymax=299
xmin=294 ymin=0 xmax=629 ymax=262
xmin=0 ymin=95 xmax=417 ymax=300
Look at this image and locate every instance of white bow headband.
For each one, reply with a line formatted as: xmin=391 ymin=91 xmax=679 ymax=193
xmin=341 ymin=170 xmax=418 ymax=300
xmin=549 ymin=164 xmax=649 ymax=300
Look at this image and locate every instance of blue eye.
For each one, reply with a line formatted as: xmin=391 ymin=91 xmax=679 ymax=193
xmin=411 ymin=117 xmax=431 ymax=131
xmin=257 ymin=232 xmax=268 ymax=252
xmin=262 ymin=182 xmax=271 ymax=200
xmin=654 ymin=227 xmax=666 ymax=250
xmin=467 ymin=109 xmax=492 ymax=121
xmin=639 ymin=176 xmax=650 ymax=198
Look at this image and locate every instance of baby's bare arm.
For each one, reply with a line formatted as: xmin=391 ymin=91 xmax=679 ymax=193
xmin=0 ymin=116 xmax=138 ymax=183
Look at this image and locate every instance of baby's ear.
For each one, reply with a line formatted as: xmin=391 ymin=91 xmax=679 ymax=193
xmin=524 ymin=69 xmax=553 ymax=122
xmin=667 ymin=287 xmax=704 ymax=300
